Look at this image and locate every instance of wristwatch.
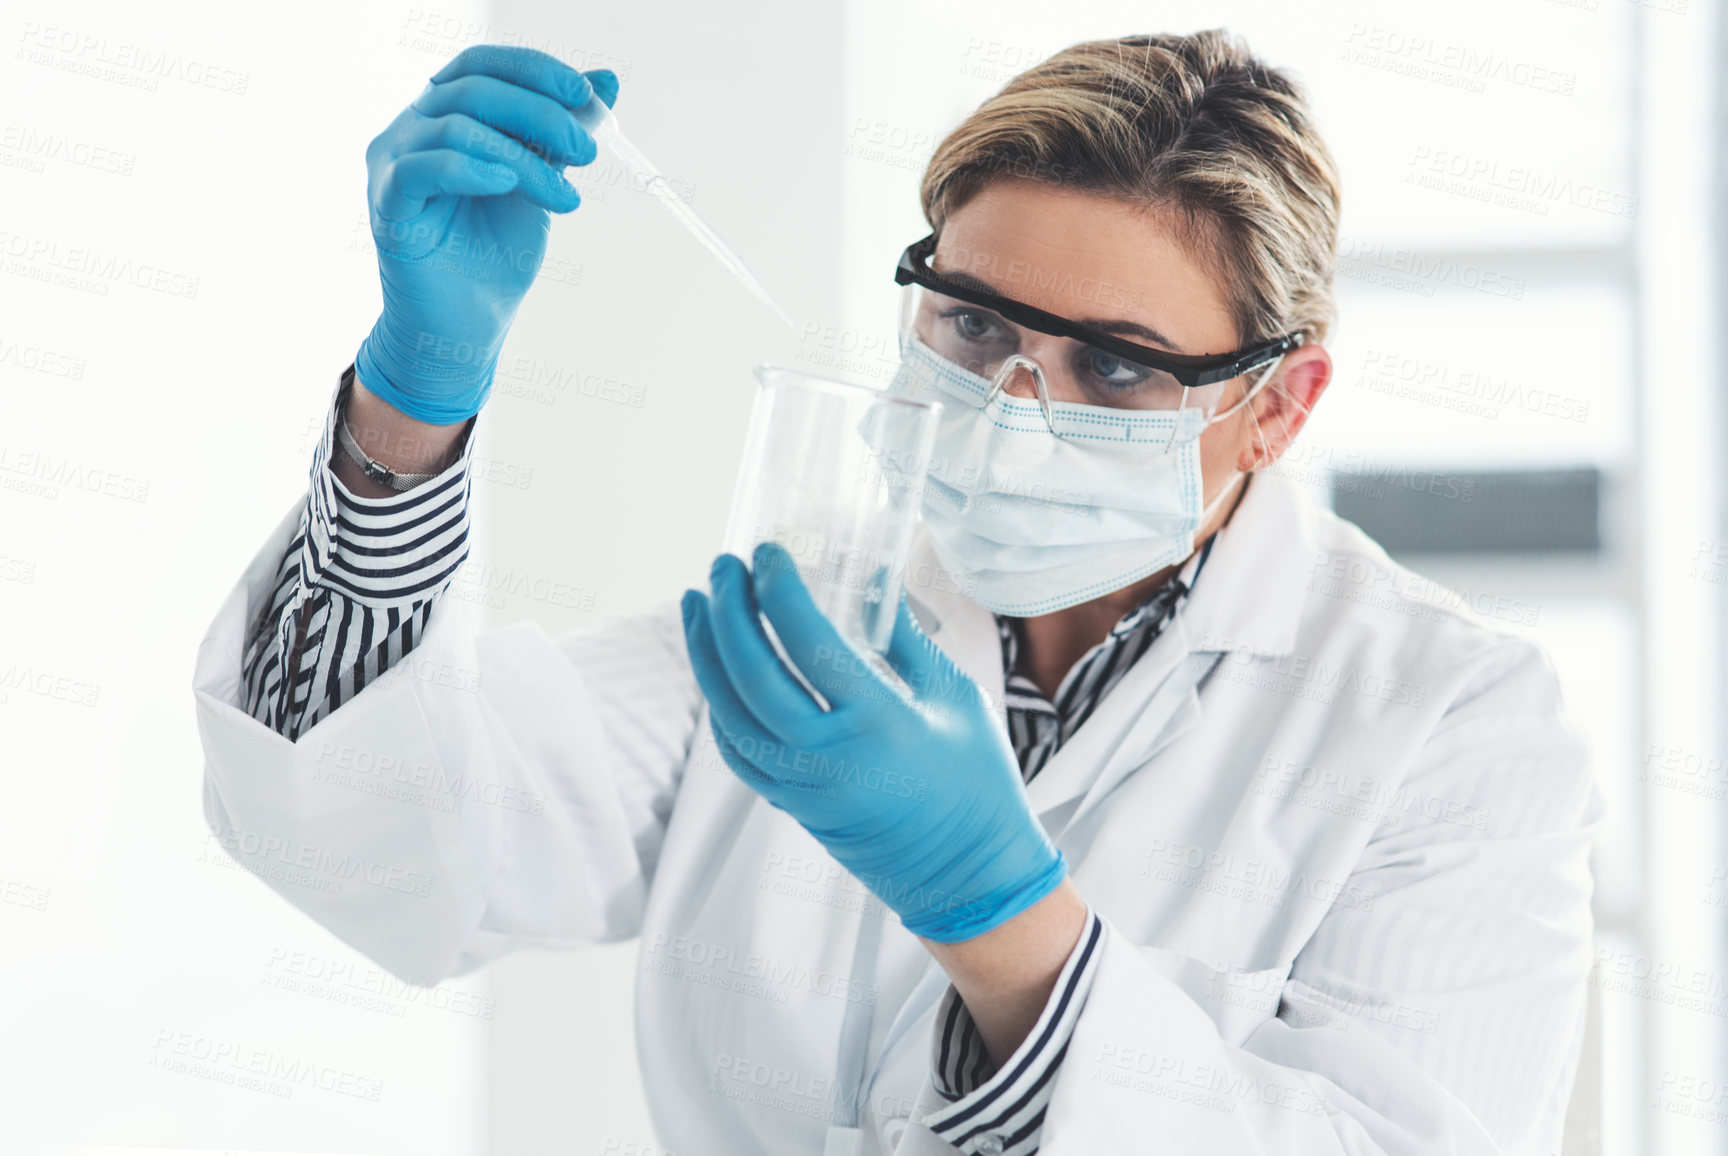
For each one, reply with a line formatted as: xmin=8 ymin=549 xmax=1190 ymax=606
xmin=335 ymin=410 xmax=443 ymax=491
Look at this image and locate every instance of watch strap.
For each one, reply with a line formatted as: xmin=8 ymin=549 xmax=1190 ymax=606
xmin=335 ymin=410 xmax=442 ymax=491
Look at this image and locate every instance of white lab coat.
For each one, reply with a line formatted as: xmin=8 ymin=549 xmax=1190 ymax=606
xmin=193 ymin=470 xmax=1601 ymax=1155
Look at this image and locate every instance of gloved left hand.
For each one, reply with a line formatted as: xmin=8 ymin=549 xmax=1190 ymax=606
xmin=680 ymin=542 xmax=1067 ymax=943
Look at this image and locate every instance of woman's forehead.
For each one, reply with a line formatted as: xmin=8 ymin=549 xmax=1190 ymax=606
xmin=934 ymin=181 xmax=1239 ymax=351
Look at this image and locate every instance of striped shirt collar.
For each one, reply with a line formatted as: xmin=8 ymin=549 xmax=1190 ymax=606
xmin=996 ymin=533 xmax=1218 ymax=782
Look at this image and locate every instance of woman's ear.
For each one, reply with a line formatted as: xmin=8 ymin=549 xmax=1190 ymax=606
xmin=1237 ymin=344 xmax=1332 ymax=472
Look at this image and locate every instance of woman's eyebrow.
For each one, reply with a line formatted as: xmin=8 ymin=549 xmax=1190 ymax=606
xmin=934 ymin=267 xmax=1010 ymax=299
xmin=936 ymin=266 xmax=1183 ymax=352
xmin=1078 ymin=317 xmax=1183 ymax=353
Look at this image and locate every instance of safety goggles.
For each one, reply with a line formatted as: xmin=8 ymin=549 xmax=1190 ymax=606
xmin=894 ymin=232 xmax=1303 ymax=437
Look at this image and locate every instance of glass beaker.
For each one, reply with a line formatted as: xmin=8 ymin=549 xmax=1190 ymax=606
xmin=723 ymin=365 xmax=941 ymax=657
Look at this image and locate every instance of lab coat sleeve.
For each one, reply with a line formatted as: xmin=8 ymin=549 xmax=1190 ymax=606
xmin=904 ymin=637 xmax=1603 ymax=1155
xmin=196 ymin=382 xmax=704 ymax=987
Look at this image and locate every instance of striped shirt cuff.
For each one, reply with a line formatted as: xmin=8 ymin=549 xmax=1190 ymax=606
xmin=923 ymin=910 xmax=1105 ymax=1156
xmin=243 ymin=366 xmax=478 ymax=738
xmin=302 ymin=365 xmax=478 ymax=610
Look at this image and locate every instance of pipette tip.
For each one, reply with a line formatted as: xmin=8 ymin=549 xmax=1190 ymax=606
xmin=602 ymin=125 xmax=800 ymax=332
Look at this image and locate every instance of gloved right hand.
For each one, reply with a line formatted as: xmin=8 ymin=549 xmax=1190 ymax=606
xmin=354 ymin=45 xmax=619 ymax=426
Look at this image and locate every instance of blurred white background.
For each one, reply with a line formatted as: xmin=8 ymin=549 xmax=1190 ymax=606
xmin=0 ymin=0 xmax=1721 ymax=1153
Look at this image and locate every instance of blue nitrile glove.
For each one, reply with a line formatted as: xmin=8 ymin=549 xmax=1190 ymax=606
xmin=354 ymin=46 xmax=620 ymax=425
xmin=680 ymin=542 xmax=1068 ymax=943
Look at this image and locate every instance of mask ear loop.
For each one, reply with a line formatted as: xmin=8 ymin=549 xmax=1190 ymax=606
xmin=1211 ymin=353 xmax=1286 ymax=425
xmin=1239 ymin=355 xmax=1313 ymax=476
xmin=1168 ymin=352 xmax=1284 ymax=455
xmin=1197 ymin=353 xmax=1297 ymax=517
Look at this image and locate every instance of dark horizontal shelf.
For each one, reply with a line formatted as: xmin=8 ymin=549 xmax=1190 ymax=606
xmin=1330 ymin=467 xmax=1601 ymax=554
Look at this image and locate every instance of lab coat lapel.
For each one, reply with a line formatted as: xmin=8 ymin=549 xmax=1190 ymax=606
xmin=1023 ymin=475 xmax=1316 ymax=829
xmin=1177 ymin=470 xmax=1312 ymax=660
xmin=1020 ymin=618 xmax=1211 ymax=833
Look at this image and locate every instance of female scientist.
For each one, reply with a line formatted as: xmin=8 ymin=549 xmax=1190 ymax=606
xmin=193 ymin=30 xmax=1601 ymax=1156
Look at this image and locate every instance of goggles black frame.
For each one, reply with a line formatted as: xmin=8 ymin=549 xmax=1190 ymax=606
xmin=895 ymin=233 xmax=1304 ymax=389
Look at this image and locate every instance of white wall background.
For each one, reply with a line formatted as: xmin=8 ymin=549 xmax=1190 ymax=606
xmin=1 ymin=1 xmax=1722 ymax=1154
xmin=0 ymin=1 xmax=497 ymax=1152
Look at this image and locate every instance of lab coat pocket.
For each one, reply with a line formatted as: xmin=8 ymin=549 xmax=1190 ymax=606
xmin=1134 ymin=946 xmax=1290 ymax=1048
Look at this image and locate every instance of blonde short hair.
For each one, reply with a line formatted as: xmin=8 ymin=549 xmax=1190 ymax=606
xmin=920 ymin=30 xmax=1342 ymax=346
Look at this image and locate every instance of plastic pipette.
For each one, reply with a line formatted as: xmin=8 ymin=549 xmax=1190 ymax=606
xmin=571 ymin=100 xmax=796 ymax=330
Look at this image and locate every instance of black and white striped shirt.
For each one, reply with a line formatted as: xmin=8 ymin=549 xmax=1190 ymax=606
xmin=244 ymin=372 xmax=1208 ymax=1156
xmin=242 ymin=367 xmax=477 ymax=740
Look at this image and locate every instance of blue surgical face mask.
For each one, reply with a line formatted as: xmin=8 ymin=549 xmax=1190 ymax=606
xmin=889 ymin=332 xmax=1278 ymax=616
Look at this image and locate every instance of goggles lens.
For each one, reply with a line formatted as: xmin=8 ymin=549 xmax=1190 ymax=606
xmin=901 ymin=282 xmax=1231 ymax=422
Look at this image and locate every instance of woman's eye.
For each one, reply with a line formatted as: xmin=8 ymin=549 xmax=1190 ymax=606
xmin=1082 ymin=347 xmax=1152 ymax=386
xmin=946 ymin=309 xmax=1006 ymax=343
